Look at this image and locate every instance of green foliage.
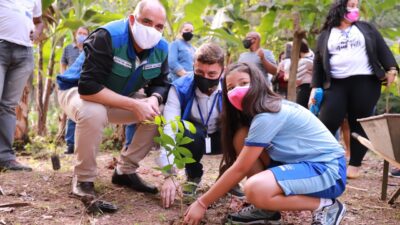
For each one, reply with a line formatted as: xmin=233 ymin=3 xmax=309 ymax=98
xmin=150 ymin=115 xmax=196 ymax=173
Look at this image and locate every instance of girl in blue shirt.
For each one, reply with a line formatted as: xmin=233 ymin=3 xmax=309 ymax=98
xmin=183 ymin=62 xmax=347 ymax=225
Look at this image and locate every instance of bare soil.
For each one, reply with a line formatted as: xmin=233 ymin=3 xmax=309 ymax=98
xmin=0 ymin=150 xmax=399 ymax=225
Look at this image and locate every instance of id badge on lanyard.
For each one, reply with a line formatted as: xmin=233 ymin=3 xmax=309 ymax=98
xmin=196 ymin=92 xmax=220 ymax=155
xmin=205 ymin=135 xmax=211 ymax=154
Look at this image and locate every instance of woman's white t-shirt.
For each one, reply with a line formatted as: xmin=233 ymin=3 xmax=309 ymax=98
xmin=327 ymin=25 xmax=373 ymax=78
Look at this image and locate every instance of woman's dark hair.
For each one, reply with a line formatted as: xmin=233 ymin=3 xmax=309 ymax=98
xmin=284 ymin=42 xmax=292 ymax=59
xmin=219 ymin=62 xmax=282 ymax=174
xmin=300 ymin=40 xmax=310 ymax=54
xmin=321 ymin=0 xmax=349 ymax=31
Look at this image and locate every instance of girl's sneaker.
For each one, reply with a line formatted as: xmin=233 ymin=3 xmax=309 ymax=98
xmin=389 ymin=168 xmax=400 ymax=178
xmin=226 ymin=204 xmax=281 ymax=224
xmin=311 ymin=199 xmax=346 ymax=225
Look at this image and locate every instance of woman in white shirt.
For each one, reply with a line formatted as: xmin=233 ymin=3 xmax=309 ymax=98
xmin=310 ymin=0 xmax=398 ymax=179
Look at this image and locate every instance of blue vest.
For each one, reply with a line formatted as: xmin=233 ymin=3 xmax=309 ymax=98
xmin=56 ymin=19 xmax=168 ymax=96
xmin=172 ymin=74 xmax=222 ymax=120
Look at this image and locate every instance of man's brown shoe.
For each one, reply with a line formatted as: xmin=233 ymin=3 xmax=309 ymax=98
xmin=111 ymin=170 xmax=158 ymax=194
xmin=72 ymin=176 xmax=96 ymax=197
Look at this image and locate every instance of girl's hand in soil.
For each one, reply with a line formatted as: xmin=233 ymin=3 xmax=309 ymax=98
xmin=183 ymin=200 xmax=206 ymax=225
xmin=161 ymin=177 xmax=180 ymax=208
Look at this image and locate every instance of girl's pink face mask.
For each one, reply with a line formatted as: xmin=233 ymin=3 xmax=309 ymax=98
xmin=344 ymin=8 xmax=360 ymax=23
xmin=227 ymin=86 xmax=250 ymax=111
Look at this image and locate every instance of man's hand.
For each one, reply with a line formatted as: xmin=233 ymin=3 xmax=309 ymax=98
xmin=256 ymin=49 xmax=265 ymax=60
xmin=30 ymin=30 xmax=40 ymax=42
xmin=146 ymin=95 xmax=161 ymax=112
xmin=130 ymin=99 xmax=159 ymax=122
xmin=161 ymin=177 xmax=180 ymax=208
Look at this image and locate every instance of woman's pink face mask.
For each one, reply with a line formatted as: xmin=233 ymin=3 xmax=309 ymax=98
xmin=344 ymin=7 xmax=360 ymax=23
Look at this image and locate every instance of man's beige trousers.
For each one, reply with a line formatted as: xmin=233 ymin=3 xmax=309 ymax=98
xmin=58 ymin=87 xmax=158 ymax=182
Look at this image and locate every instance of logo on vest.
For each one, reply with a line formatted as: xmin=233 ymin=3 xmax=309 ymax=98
xmin=144 ymin=63 xmax=162 ymax=70
xmin=113 ymin=56 xmax=132 ymax=69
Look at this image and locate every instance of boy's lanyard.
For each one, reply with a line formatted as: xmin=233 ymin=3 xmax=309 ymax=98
xmin=195 ymin=91 xmax=220 ymax=154
xmin=195 ymin=91 xmax=220 ymax=133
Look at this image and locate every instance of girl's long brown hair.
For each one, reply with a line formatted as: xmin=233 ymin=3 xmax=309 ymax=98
xmin=219 ymin=62 xmax=282 ymax=174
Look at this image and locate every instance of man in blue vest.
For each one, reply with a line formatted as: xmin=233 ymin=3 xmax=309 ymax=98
xmin=157 ymin=43 xmax=225 ymax=208
xmin=57 ymin=0 xmax=169 ymax=198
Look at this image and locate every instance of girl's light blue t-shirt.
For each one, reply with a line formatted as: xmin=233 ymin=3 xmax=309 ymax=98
xmin=245 ymin=100 xmax=345 ymax=163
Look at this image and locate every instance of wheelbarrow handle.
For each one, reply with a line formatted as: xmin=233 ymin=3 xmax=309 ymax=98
xmin=351 ymin=132 xmax=361 ymax=140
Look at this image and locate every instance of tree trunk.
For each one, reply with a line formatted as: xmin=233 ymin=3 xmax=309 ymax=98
xmin=41 ymin=36 xmax=57 ymax=134
xmin=14 ymin=82 xmax=31 ymax=145
xmin=36 ymin=42 xmax=45 ymax=135
xmin=287 ymin=11 xmax=306 ymax=102
xmin=55 ymin=113 xmax=67 ymax=144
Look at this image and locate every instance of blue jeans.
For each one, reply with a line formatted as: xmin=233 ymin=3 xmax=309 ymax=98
xmin=0 ymin=40 xmax=34 ymax=162
xmin=125 ymin=124 xmax=136 ymax=147
xmin=65 ymin=119 xmax=76 ymax=146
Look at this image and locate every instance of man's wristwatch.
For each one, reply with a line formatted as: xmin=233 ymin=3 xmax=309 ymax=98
xmin=151 ymin=93 xmax=163 ymax=105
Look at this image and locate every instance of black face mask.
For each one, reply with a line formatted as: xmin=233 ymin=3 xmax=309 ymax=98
xmin=194 ymin=74 xmax=220 ymax=94
xmin=242 ymin=39 xmax=252 ymax=49
xmin=182 ymin=32 xmax=193 ymax=41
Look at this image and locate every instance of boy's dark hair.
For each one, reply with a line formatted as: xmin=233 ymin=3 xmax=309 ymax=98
xmin=194 ymin=43 xmax=225 ymax=67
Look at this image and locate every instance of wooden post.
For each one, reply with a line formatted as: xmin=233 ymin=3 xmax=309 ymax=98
xmin=287 ymin=11 xmax=306 ymax=102
xmin=381 ymin=160 xmax=389 ymax=200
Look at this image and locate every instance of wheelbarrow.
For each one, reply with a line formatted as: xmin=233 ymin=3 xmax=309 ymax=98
xmin=352 ymin=113 xmax=400 ymax=204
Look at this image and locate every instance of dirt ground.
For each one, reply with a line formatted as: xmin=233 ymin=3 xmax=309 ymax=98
xmin=0 ymin=149 xmax=399 ymax=225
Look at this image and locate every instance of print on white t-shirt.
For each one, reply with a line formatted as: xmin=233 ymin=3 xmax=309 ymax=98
xmin=327 ymin=25 xmax=373 ymax=78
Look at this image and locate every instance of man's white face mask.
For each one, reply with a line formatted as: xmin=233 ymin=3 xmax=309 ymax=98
xmin=131 ymin=18 xmax=162 ymax=50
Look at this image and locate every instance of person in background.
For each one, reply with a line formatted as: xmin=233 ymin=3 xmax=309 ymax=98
xmin=310 ymin=0 xmax=399 ymax=179
xmin=60 ymin=26 xmax=90 ymax=154
xmin=168 ymin=22 xmax=196 ymax=82
xmin=0 ymin=0 xmax=44 ymax=171
xmin=158 ymin=43 xmax=224 ymax=208
xmin=238 ymin=32 xmax=277 ymax=83
xmin=284 ymin=40 xmax=313 ymax=108
xmin=273 ymin=51 xmax=288 ymax=98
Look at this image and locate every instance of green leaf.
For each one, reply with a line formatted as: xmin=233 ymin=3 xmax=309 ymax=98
xmin=158 ymin=127 xmax=164 ymax=136
xmin=153 ymin=136 xmax=162 ymax=145
xmin=178 ymin=121 xmax=185 ymax=133
xmin=184 ymin=121 xmax=197 ymax=134
xmin=154 ymin=115 xmax=161 ymax=126
xmin=183 ymin=158 xmax=196 ymax=164
xmin=177 ymin=147 xmax=193 ymax=158
xmin=175 ymin=133 xmax=183 ymax=144
xmin=162 ymin=164 xmax=173 ymax=172
xmin=175 ymin=161 xmax=184 ymax=169
xmin=160 ymin=115 xmax=167 ymax=125
xmin=171 ymin=121 xmax=177 ymax=133
xmin=161 ymin=133 xmax=175 ymax=146
xmin=179 ymin=137 xmax=194 ymax=145
xmin=42 ymin=0 xmax=55 ymax=11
